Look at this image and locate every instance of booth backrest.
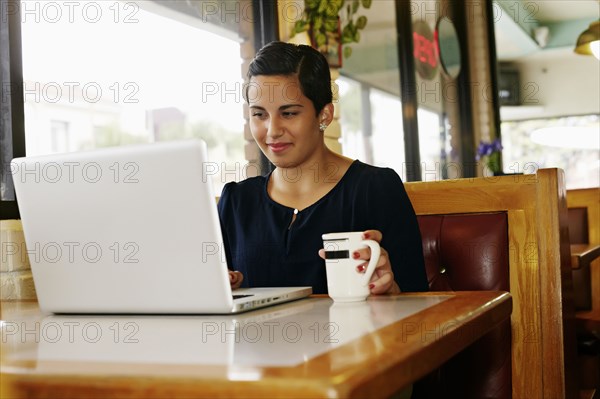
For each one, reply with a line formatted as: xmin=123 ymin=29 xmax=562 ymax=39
xmin=567 ymin=188 xmax=600 ymax=313
xmin=415 ymin=212 xmax=511 ymax=398
xmin=568 ymin=207 xmax=589 ymax=244
xmin=405 ymin=168 xmax=578 ymax=399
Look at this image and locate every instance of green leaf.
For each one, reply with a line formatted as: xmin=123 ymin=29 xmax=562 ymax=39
xmin=356 ymin=16 xmax=367 ymax=29
xmin=292 ymin=20 xmax=309 ymax=35
xmin=324 ymin=17 xmax=339 ymax=32
xmin=347 ymin=20 xmax=356 ymax=35
xmin=342 ymin=24 xmax=352 ymax=38
xmin=327 ymin=0 xmax=343 ymax=14
xmin=352 ymin=0 xmax=359 ymax=14
xmin=344 ymin=46 xmax=353 ymax=58
xmin=341 ymin=26 xmax=354 ymax=44
xmin=353 ymin=30 xmax=360 ymax=42
xmin=317 ymin=0 xmax=328 ymax=13
xmin=315 ymin=32 xmax=327 ymax=47
xmin=361 ymin=0 xmax=372 ymax=8
xmin=313 ymin=16 xmax=323 ymax=30
xmin=306 ymin=0 xmax=319 ymax=10
xmin=325 ymin=3 xmax=337 ymax=17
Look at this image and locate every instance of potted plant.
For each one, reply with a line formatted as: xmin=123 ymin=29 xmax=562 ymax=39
xmin=291 ymin=0 xmax=372 ymax=66
xmin=476 ymin=138 xmax=503 ymax=175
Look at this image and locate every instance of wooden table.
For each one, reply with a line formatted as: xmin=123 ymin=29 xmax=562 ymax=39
xmin=1 ymin=291 xmax=512 ymax=399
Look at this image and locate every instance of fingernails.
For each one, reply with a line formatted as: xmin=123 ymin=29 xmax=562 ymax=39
xmin=352 ymin=251 xmax=360 ymax=259
xmin=357 ymin=265 xmax=365 ymax=272
xmin=369 ymin=284 xmax=375 ymax=289
xmin=363 ymin=232 xmax=370 ymax=239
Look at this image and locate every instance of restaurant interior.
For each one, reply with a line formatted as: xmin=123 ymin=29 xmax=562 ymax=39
xmin=1 ymin=0 xmax=599 ymax=398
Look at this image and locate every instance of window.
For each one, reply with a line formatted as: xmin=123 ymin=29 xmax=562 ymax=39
xmin=337 ymin=77 xmax=366 ymax=161
xmin=19 ymin=0 xmax=248 ymax=193
xmin=501 ymin=114 xmax=599 ymax=189
xmin=50 ymin=120 xmax=70 ymax=153
xmin=370 ymin=88 xmax=406 ymax=179
xmin=338 ymin=76 xmax=442 ymax=182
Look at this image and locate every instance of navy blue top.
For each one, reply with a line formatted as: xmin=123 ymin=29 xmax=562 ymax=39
xmin=217 ymin=160 xmax=428 ymax=294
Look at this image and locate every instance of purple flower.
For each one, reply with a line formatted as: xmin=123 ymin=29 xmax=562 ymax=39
xmin=476 ymin=139 xmax=502 ymax=161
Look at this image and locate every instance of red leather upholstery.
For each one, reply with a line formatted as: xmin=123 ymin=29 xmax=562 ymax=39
xmin=412 ymin=212 xmax=512 ymax=399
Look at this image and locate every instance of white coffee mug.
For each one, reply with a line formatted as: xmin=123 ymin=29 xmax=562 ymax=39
xmin=322 ymin=232 xmax=381 ymax=302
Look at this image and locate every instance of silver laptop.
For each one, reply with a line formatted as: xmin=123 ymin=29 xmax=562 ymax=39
xmin=11 ymin=139 xmax=312 ymax=314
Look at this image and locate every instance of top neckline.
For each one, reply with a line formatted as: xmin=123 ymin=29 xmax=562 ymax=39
xmin=263 ymin=160 xmax=361 ymax=213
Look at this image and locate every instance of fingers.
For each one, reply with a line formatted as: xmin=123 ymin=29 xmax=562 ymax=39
xmin=318 ymin=248 xmax=326 ymax=260
xmin=352 ymin=246 xmax=398 ymax=295
xmin=229 ymin=271 xmax=244 ymax=290
xmin=362 ymin=229 xmax=382 ymax=242
xmin=368 ymin=271 xmax=395 ymax=294
xmin=353 ymin=247 xmax=388 ymax=271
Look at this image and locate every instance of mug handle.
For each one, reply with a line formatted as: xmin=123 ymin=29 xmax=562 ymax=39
xmin=360 ymin=240 xmax=381 ymax=285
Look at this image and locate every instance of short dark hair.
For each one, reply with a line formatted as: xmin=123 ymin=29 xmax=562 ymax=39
xmin=246 ymin=41 xmax=332 ymax=114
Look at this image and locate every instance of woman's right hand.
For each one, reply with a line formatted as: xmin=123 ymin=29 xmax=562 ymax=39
xmin=229 ymin=270 xmax=244 ymax=289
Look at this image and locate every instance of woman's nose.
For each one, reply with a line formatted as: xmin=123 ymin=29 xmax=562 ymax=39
xmin=267 ymin=117 xmax=283 ymax=137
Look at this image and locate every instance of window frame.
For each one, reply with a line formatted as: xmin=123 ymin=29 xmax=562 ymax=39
xmin=1 ymin=0 xmax=26 ymax=219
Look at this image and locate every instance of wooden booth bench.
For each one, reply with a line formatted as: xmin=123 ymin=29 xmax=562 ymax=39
xmin=405 ymin=168 xmax=578 ymax=399
xmin=567 ymin=187 xmax=600 ymax=394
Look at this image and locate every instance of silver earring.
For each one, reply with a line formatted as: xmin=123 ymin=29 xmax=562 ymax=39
xmin=319 ymin=123 xmax=328 ymax=131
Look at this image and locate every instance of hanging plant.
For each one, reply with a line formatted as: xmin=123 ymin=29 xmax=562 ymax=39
xmin=291 ymin=0 xmax=372 ymax=60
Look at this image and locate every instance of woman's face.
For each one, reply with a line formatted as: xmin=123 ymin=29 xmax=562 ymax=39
xmin=247 ymin=74 xmax=331 ymax=169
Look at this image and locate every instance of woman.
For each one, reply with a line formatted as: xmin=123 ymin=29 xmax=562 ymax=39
xmin=218 ymin=41 xmax=428 ymax=294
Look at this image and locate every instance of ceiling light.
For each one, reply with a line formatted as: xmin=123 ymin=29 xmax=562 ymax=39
xmin=575 ymin=20 xmax=600 ymax=60
xmin=530 ymin=126 xmax=600 ymax=149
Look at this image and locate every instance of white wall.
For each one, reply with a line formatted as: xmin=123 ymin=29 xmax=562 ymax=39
xmin=515 ymin=50 xmax=600 ymax=119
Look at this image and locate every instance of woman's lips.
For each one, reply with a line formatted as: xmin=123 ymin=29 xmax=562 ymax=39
xmin=267 ymin=143 xmax=291 ymax=153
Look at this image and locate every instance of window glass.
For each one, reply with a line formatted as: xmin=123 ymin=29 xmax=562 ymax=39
xmin=417 ymin=108 xmax=442 ymax=181
xmin=338 ymin=76 xmax=442 ymax=183
xmin=337 ymin=1 xmax=446 ymax=182
xmin=337 ymin=76 xmax=366 ymax=161
xmin=20 ymin=0 xmax=246 ymax=193
xmin=370 ymin=88 xmax=407 ymax=180
xmin=501 ymin=114 xmax=599 ymax=189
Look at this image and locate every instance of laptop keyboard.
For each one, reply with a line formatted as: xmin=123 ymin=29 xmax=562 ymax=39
xmin=233 ymin=294 xmax=254 ymax=299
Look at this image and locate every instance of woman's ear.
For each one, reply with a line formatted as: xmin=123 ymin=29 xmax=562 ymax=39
xmin=318 ymin=103 xmax=335 ymax=126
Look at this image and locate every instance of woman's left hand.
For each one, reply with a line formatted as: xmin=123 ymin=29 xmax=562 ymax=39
xmin=318 ymin=229 xmax=401 ymax=295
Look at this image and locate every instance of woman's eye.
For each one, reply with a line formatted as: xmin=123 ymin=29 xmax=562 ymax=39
xmin=282 ymin=112 xmax=298 ymax=117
